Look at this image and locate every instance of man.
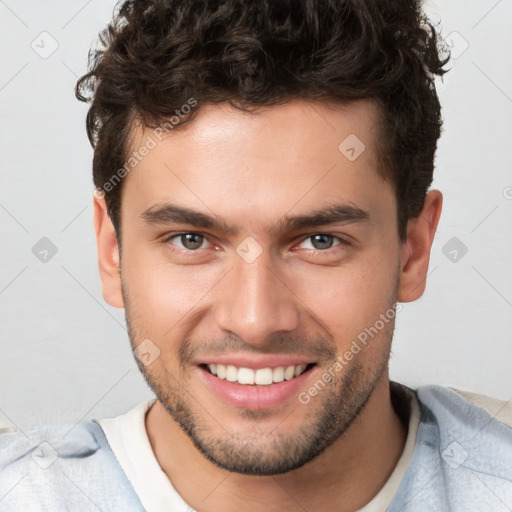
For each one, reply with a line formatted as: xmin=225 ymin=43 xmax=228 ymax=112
xmin=1 ymin=0 xmax=511 ymax=510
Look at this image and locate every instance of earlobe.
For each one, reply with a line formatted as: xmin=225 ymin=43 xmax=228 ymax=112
xmin=93 ymin=191 xmax=124 ymax=308
xmin=397 ymin=190 xmax=443 ymax=303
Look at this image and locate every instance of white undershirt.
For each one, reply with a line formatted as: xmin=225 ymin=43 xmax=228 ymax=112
xmin=96 ymin=389 xmax=420 ymax=512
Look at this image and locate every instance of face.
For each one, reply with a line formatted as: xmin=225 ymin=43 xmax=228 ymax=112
xmin=106 ymin=99 xmax=407 ymax=475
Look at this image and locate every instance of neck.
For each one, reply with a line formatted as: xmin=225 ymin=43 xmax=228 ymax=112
xmin=146 ymin=375 xmax=407 ymax=512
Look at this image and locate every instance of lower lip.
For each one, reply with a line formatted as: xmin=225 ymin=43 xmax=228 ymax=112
xmin=198 ymin=366 xmax=315 ymax=410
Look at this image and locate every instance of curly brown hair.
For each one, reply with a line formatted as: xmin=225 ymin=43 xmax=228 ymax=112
xmin=76 ymin=0 xmax=450 ymax=242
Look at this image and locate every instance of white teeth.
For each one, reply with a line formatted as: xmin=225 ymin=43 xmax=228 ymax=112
xmin=272 ymin=366 xmax=284 ymax=383
xmin=284 ymin=366 xmax=295 ymax=381
xmin=207 ymin=363 xmax=310 ymax=385
xmin=225 ymin=365 xmax=238 ymax=382
xmin=294 ymin=364 xmax=306 ymax=377
xmin=216 ymin=364 xmax=226 ymax=379
xmin=255 ymin=368 xmax=273 ymax=386
xmin=237 ymin=367 xmax=255 ymax=385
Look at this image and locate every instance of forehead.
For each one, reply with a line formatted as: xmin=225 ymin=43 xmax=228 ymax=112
xmin=121 ymin=99 xmax=394 ymax=232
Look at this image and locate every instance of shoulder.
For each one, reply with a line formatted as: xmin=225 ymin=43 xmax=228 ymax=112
xmin=415 ymin=384 xmax=512 ymax=432
xmin=413 ymin=384 xmax=512 ymax=460
xmin=388 ymin=384 xmax=512 ymax=511
xmin=450 ymin=386 xmax=512 ymax=429
xmin=418 ymin=386 xmax=512 ymax=497
xmin=0 ymin=420 xmax=142 ymax=510
xmin=0 ymin=420 xmax=104 ymax=469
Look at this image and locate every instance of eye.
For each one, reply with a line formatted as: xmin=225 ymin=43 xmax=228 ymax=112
xmin=164 ymin=232 xmax=211 ymax=251
xmin=297 ymin=234 xmax=345 ymax=251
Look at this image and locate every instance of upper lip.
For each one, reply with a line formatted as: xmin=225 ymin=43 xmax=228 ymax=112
xmin=198 ymin=355 xmax=316 ymax=369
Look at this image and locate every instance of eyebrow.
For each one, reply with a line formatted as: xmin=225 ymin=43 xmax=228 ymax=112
xmin=140 ymin=202 xmax=372 ymax=235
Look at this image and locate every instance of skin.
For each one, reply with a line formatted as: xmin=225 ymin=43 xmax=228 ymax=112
xmin=94 ymin=98 xmax=442 ymax=512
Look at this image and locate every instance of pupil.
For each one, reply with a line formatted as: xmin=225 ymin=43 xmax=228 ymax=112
xmin=312 ymin=234 xmax=333 ymax=250
xmin=182 ymin=233 xmax=203 ymax=250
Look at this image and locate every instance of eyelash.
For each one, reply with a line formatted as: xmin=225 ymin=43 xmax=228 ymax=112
xmin=161 ymin=232 xmax=350 ymax=254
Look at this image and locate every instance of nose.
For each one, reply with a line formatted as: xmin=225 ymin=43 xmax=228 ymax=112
xmin=213 ymin=249 xmax=301 ymax=347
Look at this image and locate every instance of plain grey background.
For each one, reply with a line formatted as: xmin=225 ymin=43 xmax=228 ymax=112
xmin=0 ymin=0 xmax=511 ymax=428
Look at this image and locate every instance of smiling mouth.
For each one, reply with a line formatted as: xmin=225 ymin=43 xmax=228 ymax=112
xmin=201 ymin=363 xmax=316 ymax=386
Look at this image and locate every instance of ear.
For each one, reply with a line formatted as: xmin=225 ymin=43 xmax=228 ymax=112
xmin=397 ymin=189 xmax=443 ymax=303
xmin=93 ymin=191 xmax=124 ymax=308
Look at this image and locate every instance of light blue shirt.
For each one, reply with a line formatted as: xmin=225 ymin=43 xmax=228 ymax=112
xmin=1 ymin=384 xmax=511 ymax=511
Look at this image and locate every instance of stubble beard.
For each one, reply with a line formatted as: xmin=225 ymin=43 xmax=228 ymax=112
xmin=122 ymin=281 xmax=397 ymax=476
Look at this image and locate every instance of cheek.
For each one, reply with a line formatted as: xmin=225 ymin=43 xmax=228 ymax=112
xmin=122 ymin=247 xmax=223 ymax=333
xmin=289 ymin=255 xmax=398 ymax=346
